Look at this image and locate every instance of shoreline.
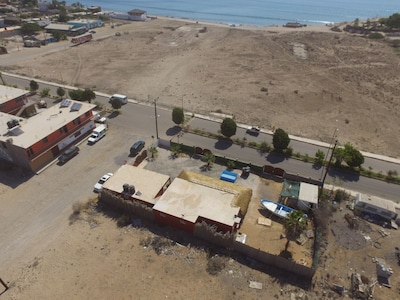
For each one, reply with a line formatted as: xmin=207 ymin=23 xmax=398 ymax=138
xmin=147 ymin=15 xmax=341 ymax=33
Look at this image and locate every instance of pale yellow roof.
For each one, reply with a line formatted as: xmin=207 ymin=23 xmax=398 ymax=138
xmin=102 ymin=165 xmax=170 ymax=205
xmin=299 ymin=182 xmax=319 ymax=204
xmin=153 ymin=177 xmax=240 ymax=226
xmin=0 ymin=85 xmax=29 ymax=104
xmin=0 ymin=100 xmax=95 ymax=148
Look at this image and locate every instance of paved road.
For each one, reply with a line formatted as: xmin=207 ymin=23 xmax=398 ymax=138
xmin=2 ymin=73 xmax=400 ymax=200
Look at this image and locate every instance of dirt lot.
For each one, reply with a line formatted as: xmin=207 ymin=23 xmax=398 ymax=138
xmin=2 ymin=148 xmax=400 ymax=299
xmin=2 ymin=18 xmax=400 ymax=158
xmin=2 ymin=17 xmax=400 ymax=299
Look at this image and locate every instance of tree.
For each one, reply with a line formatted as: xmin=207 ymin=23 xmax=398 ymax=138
xmin=283 ymin=210 xmax=308 ymax=240
xmin=386 ymin=13 xmax=400 ymax=29
xmin=68 ymin=89 xmax=84 ymax=101
xmin=203 ymin=152 xmax=215 ymax=170
xmin=51 ymin=30 xmax=63 ymax=41
xmin=170 ymin=144 xmax=181 ymax=158
xmin=272 ymin=128 xmax=290 ymax=152
xmin=110 ymin=97 xmax=122 ymax=109
xmin=30 ymin=80 xmax=39 ymax=91
xmin=315 ymin=149 xmax=325 ymax=165
xmin=57 ymin=86 xmax=65 ymax=99
xmin=334 ymin=143 xmax=364 ymax=168
xmin=343 ymin=143 xmax=364 ymax=168
xmin=148 ymin=146 xmax=158 ymax=159
xmin=82 ymin=88 xmax=96 ymax=103
xmin=220 ymin=118 xmax=237 ymax=138
xmin=172 ymin=107 xmax=184 ymax=125
xmin=21 ymin=22 xmax=41 ymax=35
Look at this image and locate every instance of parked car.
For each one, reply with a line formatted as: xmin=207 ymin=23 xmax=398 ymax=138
xmin=246 ymin=126 xmax=260 ymax=135
xmin=58 ymin=145 xmax=79 ymax=163
xmin=89 ymin=30 xmax=96 ymax=34
xmin=38 ymin=99 xmax=47 ymax=108
xmin=130 ymin=140 xmax=145 ymax=156
xmin=93 ymin=173 xmax=113 ymax=192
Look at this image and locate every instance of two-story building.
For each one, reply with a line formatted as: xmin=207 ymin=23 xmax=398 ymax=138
xmin=0 ymin=87 xmax=96 ymax=172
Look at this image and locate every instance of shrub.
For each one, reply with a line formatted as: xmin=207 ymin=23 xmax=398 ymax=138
xmin=368 ymin=32 xmax=384 ymax=39
xmin=259 ymin=141 xmax=270 ymax=153
xmin=206 ymin=255 xmax=226 ymax=275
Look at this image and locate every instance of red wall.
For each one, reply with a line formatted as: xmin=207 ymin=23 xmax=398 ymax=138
xmin=154 ymin=211 xmax=195 ymax=233
xmin=25 ymin=111 xmax=93 ymax=159
xmin=0 ymin=94 xmax=28 ymax=114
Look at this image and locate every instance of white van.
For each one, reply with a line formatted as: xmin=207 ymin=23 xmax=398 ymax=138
xmin=109 ymin=94 xmax=128 ymax=105
xmin=88 ymin=125 xmax=107 ymax=144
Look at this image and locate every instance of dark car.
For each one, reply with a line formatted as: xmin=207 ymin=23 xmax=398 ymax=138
xmin=130 ymin=140 xmax=145 ymax=156
xmin=58 ymin=145 xmax=79 ymax=163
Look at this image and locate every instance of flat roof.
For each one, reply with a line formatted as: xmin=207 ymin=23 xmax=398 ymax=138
xmin=68 ymin=19 xmax=99 ymax=24
xmin=299 ymin=182 xmax=319 ymax=204
xmin=357 ymin=193 xmax=397 ymax=213
xmin=45 ymin=23 xmax=72 ymax=31
xmin=102 ymin=165 xmax=170 ymax=205
xmin=0 ymin=100 xmax=95 ymax=148
xmin=0 ymin=85 xmax=29 ymax=105
xmin=153 ymin=177 xmax=240 ymax=226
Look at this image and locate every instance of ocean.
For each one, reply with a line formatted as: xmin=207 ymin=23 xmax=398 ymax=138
xmin=73 ymin=0 xmax=399 ymax=26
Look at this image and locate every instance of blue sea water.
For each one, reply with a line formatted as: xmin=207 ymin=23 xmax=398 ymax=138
xmin=72 ymin=0 xmax=399 ymax=26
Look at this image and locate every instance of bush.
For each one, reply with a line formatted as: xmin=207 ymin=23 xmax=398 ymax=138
xmin=206 ymin=255 xmax=226 ymax=275
xmin=259 ymin=141 xmax=271 ymax=153
xmin=334 ymin=190 xmax=347 ymax=202
xmin=368 ymin=32 xmax=384 ymax=39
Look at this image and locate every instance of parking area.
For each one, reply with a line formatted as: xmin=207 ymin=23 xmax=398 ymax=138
xmin=0 ymin=121 xmax=151 ymax=270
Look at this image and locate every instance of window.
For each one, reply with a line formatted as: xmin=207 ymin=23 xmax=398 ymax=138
xmin=85 ymin=111 xmax=90 ymax=117
xmin=59 ymin=125 xmax=68 ymax=134
xmin=0 ymin=103 xmax=4 ymax=110
xmin=27 ymin=147 xmax=34 ymax=157
xmin=74 ymin=130 xmax=81 ymax=138
xmin=73 ymin=117 xmax=81 ymax=125
xmin=42 ymin=137 xmax=48 ymax=144
xmin=15 ymin=96 xmax=24 ymax=102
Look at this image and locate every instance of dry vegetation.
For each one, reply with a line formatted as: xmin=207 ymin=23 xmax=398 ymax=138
xmin=4 ymin=18 xmax=400 ymax=158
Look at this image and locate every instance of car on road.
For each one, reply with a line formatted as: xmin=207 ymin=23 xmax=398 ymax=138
xmin=93 ymin=172 xmax=113 ymax=192
xmin=58 ymin=145 xmax=79 ymax=163
xmin=130 ymin=140 xmax=145 ymax=156
xmin=246 ymin=126 xmax=260 ymax=135
xmin=89 ymin=30 xmax=96 ymax=34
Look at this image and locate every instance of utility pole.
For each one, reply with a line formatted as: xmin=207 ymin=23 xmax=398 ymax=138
xmin=321 ymin=139 xmax=338 ymax=190
xmin=154 ymin=97 xmax=159 ymax=139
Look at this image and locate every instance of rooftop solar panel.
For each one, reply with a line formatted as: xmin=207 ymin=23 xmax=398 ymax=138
xmin=71 ymin=102 xmax=82 ymax=111
xmin=60 ymin=99 xmax=71 ymax=107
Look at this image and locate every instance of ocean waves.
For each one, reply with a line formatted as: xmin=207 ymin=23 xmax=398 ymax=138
xmin=76 ymin=0 xmax=399 ymax=27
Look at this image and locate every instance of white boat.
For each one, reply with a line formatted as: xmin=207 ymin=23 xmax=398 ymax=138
xmin=260 ymin=199 xmax=294 ymax=219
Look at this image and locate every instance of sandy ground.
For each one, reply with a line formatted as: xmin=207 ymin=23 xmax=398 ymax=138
xmin=2 ymin=148 xmax=400 ymax=300
xmin=1 ymin=17 xmax=400 ymax=300
xmin=2 ymin=18 xmax=400 ymax=158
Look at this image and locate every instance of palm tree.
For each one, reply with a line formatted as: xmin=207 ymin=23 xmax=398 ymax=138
xmin=203 ymin=152 xmax=215 ymax=170
xmin=283 ymin=210 xmax=308 ymax=241
xmin=170 ymin=144 xmax=181 ymax=159
xmin=148 ymin=146 xmax=158 ymax=160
